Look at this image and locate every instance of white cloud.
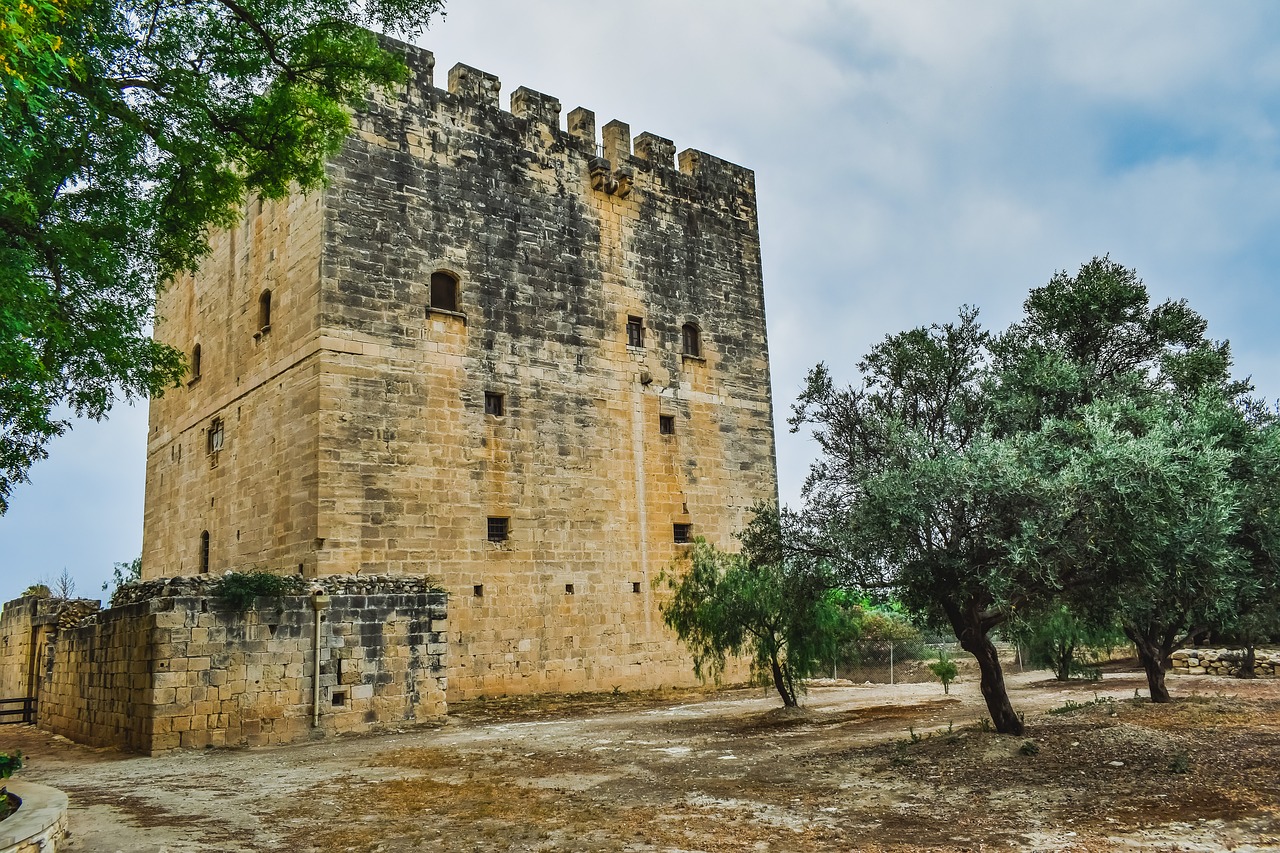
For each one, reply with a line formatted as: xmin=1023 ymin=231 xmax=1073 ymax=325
xmin=7 ymin=1 xmax=1280 ymax=591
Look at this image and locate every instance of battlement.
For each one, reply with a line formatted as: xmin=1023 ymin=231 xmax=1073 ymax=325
xmin=373 ymin=36 xmax=754 ymax=193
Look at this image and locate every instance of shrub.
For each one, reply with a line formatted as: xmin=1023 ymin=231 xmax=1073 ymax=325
xmin=212 ymin=571 xmax=304 ymax=611
xmin=928 ymin=652 xmax=958 ymax=694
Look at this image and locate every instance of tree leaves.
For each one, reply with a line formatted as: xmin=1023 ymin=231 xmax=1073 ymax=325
xmin=0 ymin=0 xmax=444 ymax=511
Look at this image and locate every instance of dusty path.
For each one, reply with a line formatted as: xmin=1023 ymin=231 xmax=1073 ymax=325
xmin=3 ymin=668 xmax=1279 ymax=852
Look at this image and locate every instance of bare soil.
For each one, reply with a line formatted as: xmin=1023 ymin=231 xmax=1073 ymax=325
xmin=4 ymin=664 xmax=1279 ymax=852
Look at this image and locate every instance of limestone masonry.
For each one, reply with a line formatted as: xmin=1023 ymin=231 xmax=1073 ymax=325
xmin=140 ymin=38 xmax=778 ymax=702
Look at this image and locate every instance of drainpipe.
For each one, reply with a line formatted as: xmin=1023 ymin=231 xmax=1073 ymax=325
xmin=312 ymin=591 xmax=330 ymax=727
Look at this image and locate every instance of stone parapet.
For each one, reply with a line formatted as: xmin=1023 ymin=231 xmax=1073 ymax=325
xmin=0 ymin=781 xmax=69 ymax=853
xmin=2 ymin=582 xmax=448 ymax=754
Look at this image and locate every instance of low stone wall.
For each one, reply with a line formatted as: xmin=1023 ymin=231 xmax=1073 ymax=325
xmin=0 ymin=577 xmax=448 ymax=753
xmin=1171 ymin=647 xmax=1278 ymax=678
xmin=0 ymin=781 xmax=69 ymax=853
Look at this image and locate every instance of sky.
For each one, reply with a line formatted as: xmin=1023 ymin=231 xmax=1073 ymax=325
xmin=4 ymin=0 xmax=1280 ymax=603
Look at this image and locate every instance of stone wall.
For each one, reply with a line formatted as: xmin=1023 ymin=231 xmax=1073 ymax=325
xmin=0 ymin=781 xmax=69 ymax=853
xmin=0 ymin=597 xmax=99 ymax=707
xmin=0 ymin=578 xmax=447 ymax=754
xmin=142 ymin=37 xmax=774 ymax=701
xmin=1170 ymin=647 xmax=1278 ymax=678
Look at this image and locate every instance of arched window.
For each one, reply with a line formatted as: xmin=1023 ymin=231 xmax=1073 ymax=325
xmin=258 ymin=289 xmax=272 ymax=331
xmin=682 ymin=323 xmax=701 ymax=358
xmin=200 ymin=531 xmax=210 ymax=574
xmin=430 ymin=271 xmax=459 ymax=313
xmin=191 ymin=344 xmax=202 ymax=380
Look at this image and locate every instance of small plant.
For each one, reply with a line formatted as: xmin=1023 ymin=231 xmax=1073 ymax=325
xmin=0 ymin=752 xmax=23 ymax=821
xmin=928 ymin=651 xmax=958 ymax=694
xmin=0 ymin=753 xmax=22 ymax=779
xmin=1019 ymin=740 xmax=1040 ymax=756
xmin=1168 ymin=752 xmax=1190 ymax=774
xmin=908 ymin=725 xmax=922 ymax=744
xmin=890 ymin=742 xmax=914 ymax=768
xmin=977 ymin=716 xmax=993 ymax=732
xmin=212 ymin=570 xmax=305 ymax=611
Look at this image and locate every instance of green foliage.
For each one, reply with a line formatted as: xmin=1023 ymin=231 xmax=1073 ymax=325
xmin=0 ymin=0 xmax=444 ymax=513
xmin=1009 ymin=605 xmax=1122 ymax=681
xmin=103 ymin=555 xmax=142 ymax=604
xmin=0 ymin=750 xmax=18 ymax=820
xmin=658 ymin=507 xmax=854 ymax=707
xmin=21 ymin=583 xmax=50 ymax=598
xmin=789 ymin=256 xmax=1267 ymax=726
xmin=1019 ymin=740 xmax=1039 ymax=756
xmin=1168 ymin=751 xmax=1190 ymax=774
xmin=927 ymin=652 xmax=958 ymax=694
xmin=212 ymin=570 xmax=304 ymax=611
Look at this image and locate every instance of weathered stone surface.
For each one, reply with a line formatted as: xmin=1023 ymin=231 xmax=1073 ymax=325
xmin=140 ymin=38 xmax=776 ymax=701
xmin=0 ymin=588 xmax=448 ymax=754
xmin=1170 ymin=647 xmax=1278 ymax=678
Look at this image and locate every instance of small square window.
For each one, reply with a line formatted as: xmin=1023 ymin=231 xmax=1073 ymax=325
xmin=659 ymin=414 xmax=675 ymax=435
xmin=632 ymin=582 xmax=641 ymax=594
xmin=484 ymin=392 xmax=505 ymax=416
xmin=565 ymin=583 xmax=575 ymax=595
xmin=487 ymin=517 xmax=509 ymax=542
xmin=473 ymin=584 xmax=484 ymax=597
xmin=626 ymin=316 xmax=644 ymax=348
xmin=332 ymin=691 xmax=347 ymax=707
xmin=673 ymin=523 xmax=692 ymax=544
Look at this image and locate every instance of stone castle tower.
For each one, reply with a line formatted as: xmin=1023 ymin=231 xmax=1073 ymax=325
xmin=141 ymin=40 xmax=777 ymax=700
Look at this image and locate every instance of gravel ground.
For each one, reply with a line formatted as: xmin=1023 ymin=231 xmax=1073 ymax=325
xmin=3 ymin=665 xmax=1279 ymax=852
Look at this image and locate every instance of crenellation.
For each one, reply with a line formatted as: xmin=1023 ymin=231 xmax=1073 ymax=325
xmin=633 ymin=132 xmax=677 ymax=169
xmin=510 ymin=86 xmax=561 ymax=129
xmin=566 ymin=106 xmax=596 ymax=145
xmin=447 ymin=62 xmax=501 ymax=107
xmin=601 ymin=119 xmax=631 ymax=166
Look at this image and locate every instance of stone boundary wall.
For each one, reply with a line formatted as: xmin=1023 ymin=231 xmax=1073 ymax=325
xmin=0 ymin=597 xmax=100 ymax=703
xmin=1170 ymin=647 xmax=1278 ymax=678
xmin=0 ymin=781 xmax=69 ymax=853
xmin=0 ymin=579 xmax=448 ymax=754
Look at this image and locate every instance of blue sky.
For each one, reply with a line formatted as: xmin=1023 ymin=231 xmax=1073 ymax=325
xmin=4 ymin=1 xmax=1280 ymax=603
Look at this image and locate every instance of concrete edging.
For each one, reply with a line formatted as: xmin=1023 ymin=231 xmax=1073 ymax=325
xmin=0 ymin=781 xmax=69 ymax=853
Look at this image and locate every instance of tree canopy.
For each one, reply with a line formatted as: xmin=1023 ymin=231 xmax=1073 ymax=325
xmin=0 ymin=0 xmax=443 ymax=512
xmin=791 ymin=258 xmax=1276 ymax=731
xmin=659 ymin=507 xmax=854 ymax=708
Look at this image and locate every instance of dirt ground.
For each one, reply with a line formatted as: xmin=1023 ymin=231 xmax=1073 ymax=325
xmin=3 ymin=663 xmax=1280 ymax=852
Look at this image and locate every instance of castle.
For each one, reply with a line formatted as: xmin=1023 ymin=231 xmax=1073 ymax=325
xmin=0 ymin=40 xmax=776 ymax=751
xmin=140 ymin=40 xmax=777 ymax=702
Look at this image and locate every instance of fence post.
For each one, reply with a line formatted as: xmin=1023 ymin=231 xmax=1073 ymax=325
xmin=890 ymin=641 xmax=895 ymax=686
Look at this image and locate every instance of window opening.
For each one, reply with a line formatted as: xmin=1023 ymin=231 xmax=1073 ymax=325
xmin=207 ymin=417 xmax=224 ymax=454
xmin=484 ymin=392 xmax=505 ymax=416
xmin=659 ymin=414 xmax=675 ymax=435
xmin=258 ymin=290 xmax=272 ymax=331
xmin=487 ymin=517 xmax=509 ymax=542
xmin=632 ymin=582 xmax=641 ymax=594
xmin=626 ymin=315 xmax=644 ymax=348
xmin=682 ymin=323 xmax=701 ymax=358
xmin=565 ymin=583 xmax=575 ymax=595
xmin=191 ymin=344 xmax=202 ymax=380
xmin=473 ymin=584 xmax=484 ymax=597
xmin=200 ymin=531 xmax=210 ymax=573
xmin=673 ymin=523 xmax=692 ymax=544
xmin=332 ymin=691 xmax=347 ymax=707
xmin=430 ymin=271 xmax=459 ymax=312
